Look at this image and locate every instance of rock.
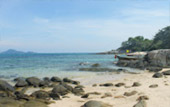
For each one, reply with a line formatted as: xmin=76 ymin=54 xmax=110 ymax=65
xmin=75 ymin=85 xmax=85 ymax=89
xmin=99 ymin=83 xmax=114 ymax=87
xmin=144 ymin=49 xmax=170 ymax=67
xmin=72 ymin=80 xmax=80 ymax=85
xmin=62 ymin=96 xmax=70 ymax=98
xmin=149 ymin=84 xmax=158 ymax=88
xmin=15 ymin=80 xmax=28 ymax=87
xmin=0 ymin=97 xmax=24 ymax=107
xmin=81 ymin=94 xmax=89 ymax=98
xmin=72 ymin=88 xmax=85 ymax=96
xmin=124 ymin=91 xmax=137 ymax=96
xmin=26 ymin=77 xmax=42 ymax=87
xmin=39 ymin=81 xmax=49 ymax=87
xmin=162 ymin=70 xmax=170 ymax=75
xmin=92 ymin=84 xmax=97 ymax=87
xmin=147 ymin=67 xmax=162 ymax=72
xmin=115 ymin=83 xmax=125 ymax=87
xmin=13 ymin=77 xmax=25 ymax=82
xmin=133 ymin=100 xmax=146 ymax=107
xmin=43 ymin=77 xmax=51 ymax=82
xmin=101 ymin=92 xmax=112 ymax=98
xmin=51 ymin=76 xmax=62 ymax=82
xmin=15 ymin=91 xmax=30 ymax=100
xmin=61 ymin=82 xmax=73 ymax=92
xmin=79 ymin=68 xmax=120 ymax=72
xmin=137 ymin=96 xmax=149 ymax=101
xmin=91 ymin=63 xmax=100 ymax=67
xmin=152 ymin=73 xmax=163 ymax=78
xmin=0 ymin=79 xmax=15 ymax=92
xmin=23 ymin=100 xmax=48 ymax=107
xmin=52 ymin=85 xmax=69 ymax=95
xmin=87 ymin=92 xmax=101 ymax=95
xmin=82 ymin=100 xmax=112 ymax=107
xmin=79 ymin=62 xmax=89 ymax=66
xmin=132 ymin=82 xmax=141 ymax=87
xmin=31 ymin=90 xmax=50 ymax=100
xmin=63 ymin=78 xmax=73 ymax=83
xmin=49 ymin=93 xmax=60 ymax=100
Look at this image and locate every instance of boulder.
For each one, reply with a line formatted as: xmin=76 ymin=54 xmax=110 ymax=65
xmin=145 ymin=49 xmax=170 ymax=67
xmin=49 ymin=93 xmax=60 ymax=100
xmin=162 ymin=70 xmax=170 ymax=75
xmin=15 ymin=91 xmax=30 ymax=100
xmin=152 ymin=73 xmax=163 ymax=78
xmin=0 ymin=80 xmax=15 ymax=92
xmin=61 ymin=82 xmax=73 ymax=92
xmin=39 ymin=81 xmax=49 ymax=87
xmin=15 ymin=80 xmax=28 ymax=87
xmin=31 ymin=90 xmax=50 ymax=100
xmin=82 ymin=100 xmax=111 ymax=107
xmin=146 ymin=67 xmax=162 ymax=72
xmin=0 ymin=97 xmax=24 ymax=107
xmin=13 ymin=77 xmax=25 ymax=82
xmin=51 ymin=76 xmax=62 ymax=82
xmin=72 ymin=88 xmax=85 ymax=96
xmin=52 ymin=85 xmax=69 ymax=95
xmin=23 ymin=100 xmax=47 ymax=107
xmin=26 ymin=77 xmax=42 ymax=87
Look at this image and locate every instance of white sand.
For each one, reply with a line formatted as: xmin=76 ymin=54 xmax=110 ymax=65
xmin=49 ymin=68 xmax=170 ymax=107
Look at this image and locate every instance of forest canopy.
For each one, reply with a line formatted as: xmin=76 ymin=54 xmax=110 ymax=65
xmin=118 ymin=26 xmax=170 ymax=52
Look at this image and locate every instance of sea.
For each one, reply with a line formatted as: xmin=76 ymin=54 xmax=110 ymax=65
xmin=0 ymin=53 xmax=142 ymax=85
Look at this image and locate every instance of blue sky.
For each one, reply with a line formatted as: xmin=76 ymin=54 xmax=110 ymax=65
xmin=0 ymin=0 xmax=169 ymax=53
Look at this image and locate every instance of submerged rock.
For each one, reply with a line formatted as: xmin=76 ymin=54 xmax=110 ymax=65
xmin=91 ymin=63 xmax=100 ymax=67
xmin=0 ymin=79 xmax=15 ymax=92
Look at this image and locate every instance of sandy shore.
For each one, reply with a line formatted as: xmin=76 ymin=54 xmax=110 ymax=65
xmin=49 ymin=68 xmax=170 ymax=107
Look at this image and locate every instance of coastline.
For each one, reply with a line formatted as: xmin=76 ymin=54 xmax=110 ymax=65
xmin=49 ymin=68 xmax=170 ymax=107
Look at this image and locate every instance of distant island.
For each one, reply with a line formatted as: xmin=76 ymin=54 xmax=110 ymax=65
xmin=0 ymin=49 xmax=36 ymax=54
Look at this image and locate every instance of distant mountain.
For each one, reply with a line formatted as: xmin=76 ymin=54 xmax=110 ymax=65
xmin=0 ymin=49 xmax=36 ymax=54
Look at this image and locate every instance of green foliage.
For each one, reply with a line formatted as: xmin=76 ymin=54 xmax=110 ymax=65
xmin=118 ymin=36 xmax=152 ymax=52
xmin=118 ymin=26 xmax=170 ymax=52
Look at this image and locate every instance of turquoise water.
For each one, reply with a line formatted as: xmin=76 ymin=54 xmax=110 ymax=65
xmin=0 ymin=53 xmax=117 ymax=80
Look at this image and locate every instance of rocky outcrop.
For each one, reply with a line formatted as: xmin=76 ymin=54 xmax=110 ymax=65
xmin=145 ymin=49 xmax=170 ymax=67
xmin=117 ymin=49 xmax=170 ymax=69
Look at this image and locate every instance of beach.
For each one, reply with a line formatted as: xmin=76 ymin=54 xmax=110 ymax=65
xmin=49 ymin=68 xmax=170 ymax=107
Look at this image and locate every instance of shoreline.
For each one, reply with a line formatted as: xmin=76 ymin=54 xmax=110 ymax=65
xmin=49 ymin=68 xmax=170 ymax=107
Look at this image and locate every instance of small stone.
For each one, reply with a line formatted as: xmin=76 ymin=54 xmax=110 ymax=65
xmin=99 ymin=83 xmax=113 ymax=87
xmin=149 ymin=84 xmax=158 ymax=88
xmin=92 ymin=84 xmax=97 ymax=87
xmin=115 ymin=83 xmax=125 ymax=87
xmin=152 ymin=73 xmax=163 ymax=78
xmin=132 ymin=82 xmax=141 ymax=87
xmin=124 ymin=91 xmax=137 ymax=96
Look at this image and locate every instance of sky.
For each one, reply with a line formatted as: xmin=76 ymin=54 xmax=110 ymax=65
xmin=0 ymin=0 xmax=169 ymax=53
